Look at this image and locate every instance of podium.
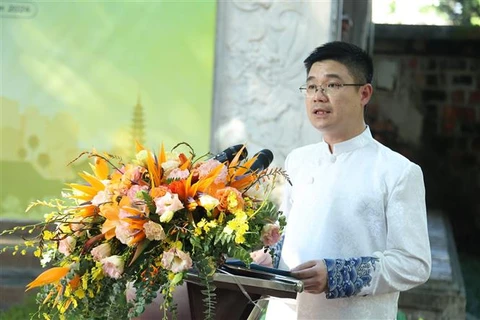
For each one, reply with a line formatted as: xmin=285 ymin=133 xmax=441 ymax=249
xmin=186 ymin=268 xmax=303 ymax=320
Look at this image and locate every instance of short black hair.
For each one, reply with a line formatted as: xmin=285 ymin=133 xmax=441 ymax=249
xmin=304 ymin=41 xmax=373 ymax=84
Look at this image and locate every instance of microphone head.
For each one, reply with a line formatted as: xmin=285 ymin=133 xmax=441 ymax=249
xmin=213 ymin=144 xmax=248 ymax=163
xmin=250 ymin=149 xmax=274 ymax=172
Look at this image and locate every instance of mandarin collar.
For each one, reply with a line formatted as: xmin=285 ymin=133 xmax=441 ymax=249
xmin=319 ymin=126 xmax=373 ymax=155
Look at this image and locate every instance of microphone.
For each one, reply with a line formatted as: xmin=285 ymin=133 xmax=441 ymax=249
xmin=249 ymin=149 xmax=274 ymax=172
xmin=213 ymin=144 xmax=248 ymax=163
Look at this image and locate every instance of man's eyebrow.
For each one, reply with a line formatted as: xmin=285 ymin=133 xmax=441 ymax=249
xmin=324 ymin=73 xmax=343 ymax=80
xmin=306 ymin=74 xmax=344 ymax=82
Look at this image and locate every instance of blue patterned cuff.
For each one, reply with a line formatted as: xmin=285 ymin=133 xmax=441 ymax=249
xmin=271 ymin=235 xmax=284 ymax=269
xmin=324 ymin=257 xmax=379 ymax=299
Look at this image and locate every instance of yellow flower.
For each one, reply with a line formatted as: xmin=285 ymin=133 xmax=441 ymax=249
xmin=195 ymin=219 xmax=218 ymax=236
xmin=71 ymin=297 xmax=78 ymax=308
xmin=43 ymin=230 xmax=55 ymax=240
xmin=24 ymin=240 xmax=35 ymax=247
xmin=59 ymin=224 xmax=71 ymax=234
xmin=227 ymin=192 xmax=239 ymax=212
xmin=64 ymin=284 xmax=72 ymax=297
xmin=173 ymin=241 xmax=183 ymax=250
xmin=218 ymin=212 xmax=225 ymax=224
xmin=91 ymin=263 xmax=104 ymax=281
xmin=224 ymin=211 xmax=249 ymax=244
xmin=74 ymin=288 xmax=85 ymax=299
xmin=203 ymin=220 xmax=217 ymax=233
xmin=44 ymin=212 xmax=55 ymax=222
xmin=82 ymin=273 xmax=89 ymax=290
xmin=194 ymin=220 xmax=204 ymax=236
xmin=235 ymin=233 xmax=246 ymax=244
xmin=216 ymin=187 xmax=244 ymax=213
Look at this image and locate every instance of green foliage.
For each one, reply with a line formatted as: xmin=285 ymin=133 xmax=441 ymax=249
xmin=425 ymin=0 xmax=480 ymax=25
xmin=0 ymin=293 xmax=38 ymax=320
xmin=31 ymin=278 xmax=133 ymax=320
xmin=194 ymin=255 xmax=217 ymax=320
xmin=139 ymin=190 xmax=156 ymax=217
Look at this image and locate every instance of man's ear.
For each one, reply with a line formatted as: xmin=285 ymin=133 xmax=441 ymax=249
xmin=360 ymin=84 xmax=373 ymax=106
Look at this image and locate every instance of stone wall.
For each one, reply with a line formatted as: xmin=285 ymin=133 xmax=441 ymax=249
xmin=210 ymin=1 xmax=342 ymax=166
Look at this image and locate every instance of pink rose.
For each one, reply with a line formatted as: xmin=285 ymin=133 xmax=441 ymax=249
xmin=125 ymin=281 xmax=136 ymax=303
xmin=70 ymin=217 xmax=85 ymax=233
xmin=260 ymin=223 xmax=281 ymax=247
xmin=197 ymin=159 xmax=227 ymax=184
xmin=101 ymin=255 xmax=125 ymax=279
xmin=58 ymin=236 xmax=76 ymax=256
xmin=91 ymin=243 xmax=111 ymax=261
xmin=91 ymin=190 xmax=111 ymax=207
xmin=143 ymin=221 xmax=166 ymax=241
xmin=154 ymin=192 xmax=184 ymax=216
xmin=122 ymin=165 xmax=142 ymax=185
xmin=161 ymin=248 xmax=193 ymax=273
xmin=167 ymin=168 xmax=190 ymax=180
xmin=115 ymin=224 xmax=135 ymax=245
xmin=126 ymin=185 xmax=149 ymax=203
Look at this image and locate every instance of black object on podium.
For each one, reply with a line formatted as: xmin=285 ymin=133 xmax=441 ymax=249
xmin=186 ymin=264 xmax=303 ymax=320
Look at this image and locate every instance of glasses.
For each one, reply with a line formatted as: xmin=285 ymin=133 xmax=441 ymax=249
xmin=299 ymin=83 xmax=365 ymax=97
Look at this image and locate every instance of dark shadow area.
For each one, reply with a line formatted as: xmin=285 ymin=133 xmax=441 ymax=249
xmin=369 ymin=23 xmax=480 ymax=318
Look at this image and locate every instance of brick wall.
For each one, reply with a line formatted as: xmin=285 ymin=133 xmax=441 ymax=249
xmin=370 ymin=25 xmax=480 ymax=256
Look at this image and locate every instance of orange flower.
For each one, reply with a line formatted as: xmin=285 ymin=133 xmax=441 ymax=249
xmin=168 ymin=180 xmax=186 ymax=201
xmin=26 ymin=266 xmax=70 ymax=291
xmin=100 ymin=203 xmax=121 ymax=240
xmin=216 ymin=187 xmax=244 ymax=213
xmin=69 ymin=274 xmax=81 ymax=289
xmin=150 ymin=186 xmax=169 ymax=199
xmin=68 ymin=162 xmax=108 ymax=202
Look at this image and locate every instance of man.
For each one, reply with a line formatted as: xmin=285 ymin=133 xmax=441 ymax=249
xmin=265 ymin=41 xmax=431 ymax=319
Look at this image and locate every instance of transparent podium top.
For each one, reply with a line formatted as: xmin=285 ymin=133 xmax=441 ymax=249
xmin=187 ymin=266 xmax=303 ymax=299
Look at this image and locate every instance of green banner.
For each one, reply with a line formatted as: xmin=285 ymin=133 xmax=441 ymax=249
xmin=1 ymin=1 xmax=216 ymax=219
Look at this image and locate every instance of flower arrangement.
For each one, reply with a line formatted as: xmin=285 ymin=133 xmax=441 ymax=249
xmin=1 ymin=142 xmax=286 ymax=320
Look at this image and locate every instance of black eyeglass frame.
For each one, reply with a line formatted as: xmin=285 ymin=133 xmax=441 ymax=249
xmin=298 ymin=83 xmax=366 ymax=95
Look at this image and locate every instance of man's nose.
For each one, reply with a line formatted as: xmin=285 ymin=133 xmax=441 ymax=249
xmin=313 ymin=87 xmax=328 ymax=101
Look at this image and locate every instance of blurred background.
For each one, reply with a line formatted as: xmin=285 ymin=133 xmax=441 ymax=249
xmin=1 ymin=0 xmax=479 ymax=319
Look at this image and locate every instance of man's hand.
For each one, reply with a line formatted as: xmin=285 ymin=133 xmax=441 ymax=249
xmin=250 ymin=249 xmax=273 ymax=267
xmin=290 ymin=260 xmax=328 ymax=294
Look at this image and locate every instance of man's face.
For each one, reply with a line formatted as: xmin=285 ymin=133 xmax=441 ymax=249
xmin=305 ymin=60 xmax=370 ymax=142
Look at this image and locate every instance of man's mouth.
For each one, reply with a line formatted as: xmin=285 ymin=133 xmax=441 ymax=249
xmin=313 ymin=109 xmax=331 ymax=115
